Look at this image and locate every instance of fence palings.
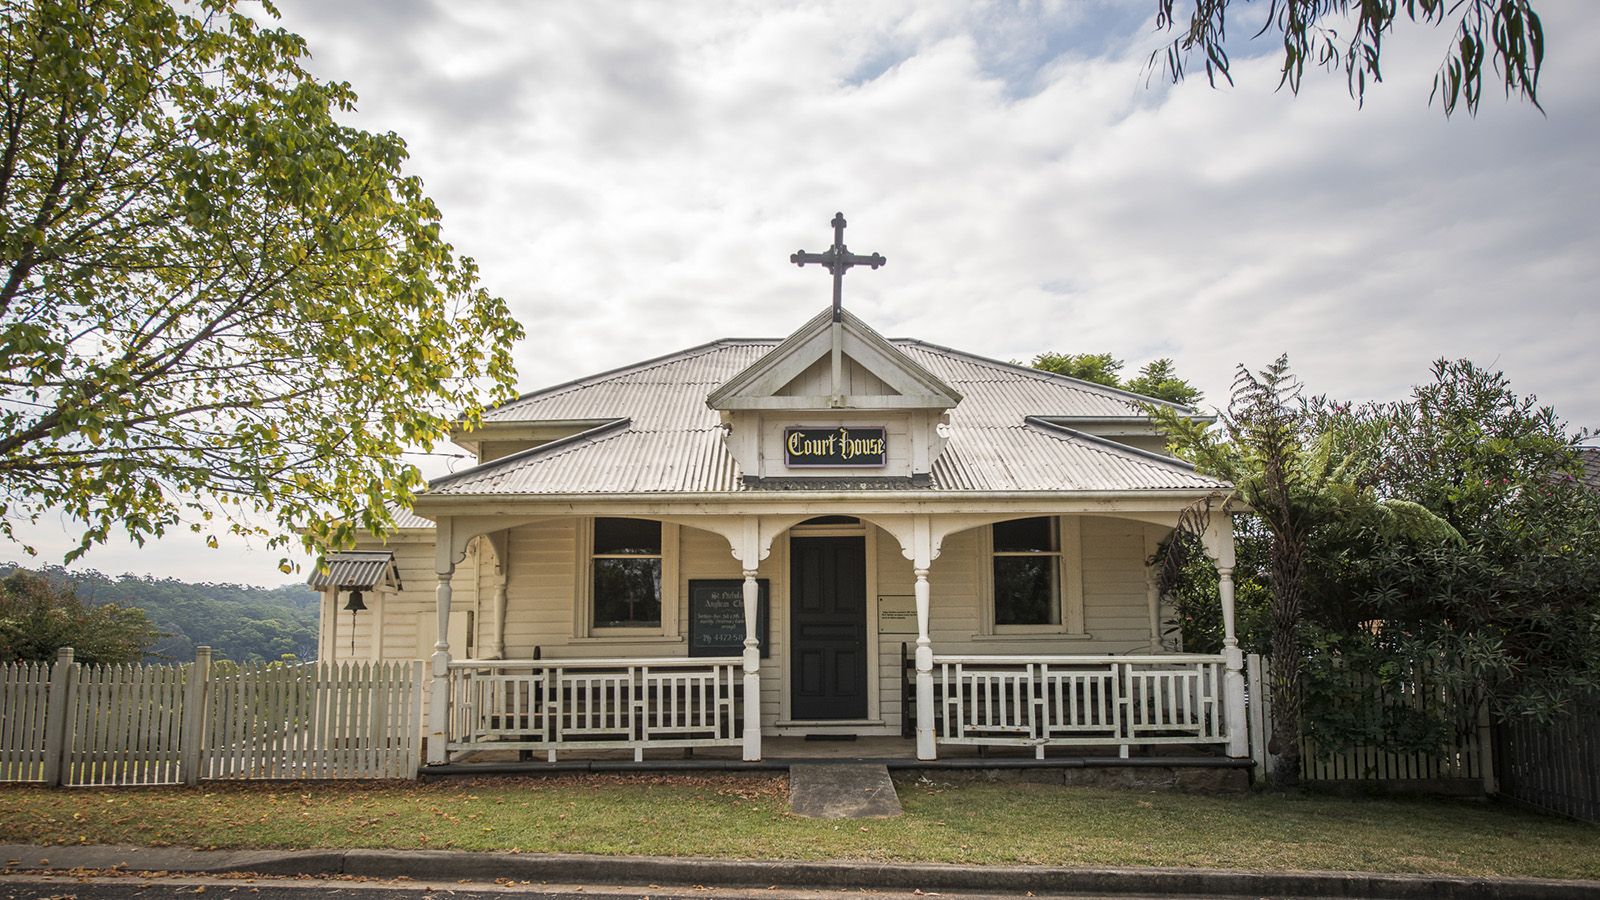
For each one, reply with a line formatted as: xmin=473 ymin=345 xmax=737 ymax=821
xmin=0 ymin=660 xmax=52 ymax=782
xmin=0 ymin=649 xmax=422 ymax=786
xmin=1248 ymin=654 xmax=1489 ymax=790
xmin=204 ymin=659 xmax=422 ymax=781
xmin=1496 ymin=703 xmax=1600 ymax=823
xmin=64 ymin=662 xmax=187 ymax=787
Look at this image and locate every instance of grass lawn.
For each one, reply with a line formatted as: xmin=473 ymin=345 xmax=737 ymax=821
xmin=1 ymin=774 xmax=1596 ymax=880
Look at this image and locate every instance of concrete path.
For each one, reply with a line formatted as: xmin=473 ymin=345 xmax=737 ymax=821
xmin=788 ymin=762 xmax=902 ymax=818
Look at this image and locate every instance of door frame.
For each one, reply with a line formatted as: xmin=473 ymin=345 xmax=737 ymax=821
xmin=775 ymin=521 xmax=888 ymax=733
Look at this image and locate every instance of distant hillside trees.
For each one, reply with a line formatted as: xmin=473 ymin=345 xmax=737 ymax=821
xmin=0 ymin=569 xmax=159 ymax=664
xmin=0 ymin=565 xmax=319 ymax=663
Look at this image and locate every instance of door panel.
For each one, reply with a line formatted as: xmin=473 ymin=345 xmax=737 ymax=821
xmin=789 ymin=536 xmax=869 ymax=720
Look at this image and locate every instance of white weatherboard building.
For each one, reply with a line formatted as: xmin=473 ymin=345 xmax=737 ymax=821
xmin=310 ymin=303 xmax=1246 ymax=770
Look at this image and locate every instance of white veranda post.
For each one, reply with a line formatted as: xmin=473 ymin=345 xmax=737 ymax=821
xmin=892 ymin=513 xmax=936 ymax=761
xmin=1145 ymin=567 xmax=1163 ymax=652
xmin=488 ymin=532 xmax=510 ymax=660
xmin=427 ymin=519 xmax=458 ymax=766
xmin=741 ymin=567 xmax=762 ymax=761
xmin=1206 ymin=518 xmax=1249 ymax=759
xmin=702 ymin=515 xmax=774 ymax=762
xmin=914 ymin=565 xmax=935 ymax=760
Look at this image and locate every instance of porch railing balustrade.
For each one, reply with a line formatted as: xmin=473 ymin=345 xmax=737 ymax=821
xmin=932 ymin=654 xmax=1227 ymax=757
xmin=445 ymin=657 xmax=742 ymax=762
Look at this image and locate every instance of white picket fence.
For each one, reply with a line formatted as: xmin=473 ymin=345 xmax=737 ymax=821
xmin=207 ymin=658 xmax=422 ymax=780
xmin=0 ymin=660 xmax=52 ymax=781
xmin=0 ymin=647 xmax=423 ymax=786
xmin=65 ymin=662 xmax=190 ymax=787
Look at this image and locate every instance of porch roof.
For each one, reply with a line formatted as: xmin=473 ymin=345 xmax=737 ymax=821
xmin=307 ymin=550 xmax=402 ymax=590
xmin=426 ymin=332 xmax=1227 ymax=499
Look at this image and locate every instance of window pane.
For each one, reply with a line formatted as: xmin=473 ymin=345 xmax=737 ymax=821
xmin=594 ymin=517 xmax=661 ymax=555
xmin=994 ymin=557 xmax=1060 ymax=625
xmin=993 ymin=517 xmax=1056 ymax=553
xmin=593 ymin=558 xmax=662 ymax=627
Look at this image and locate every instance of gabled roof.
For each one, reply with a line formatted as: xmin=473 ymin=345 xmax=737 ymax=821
xmin=419 ymin=335 xmax=1226 ymax=498
xmin=706 ymin=308 xmax=961 ymax=410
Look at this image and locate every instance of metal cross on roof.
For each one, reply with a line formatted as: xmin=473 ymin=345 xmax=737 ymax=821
xmin=791 ymin=212 xmax=886 ymax=322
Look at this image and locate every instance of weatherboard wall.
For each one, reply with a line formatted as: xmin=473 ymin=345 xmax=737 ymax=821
xmin=330 ymin=515 xmax=1168 ymax=734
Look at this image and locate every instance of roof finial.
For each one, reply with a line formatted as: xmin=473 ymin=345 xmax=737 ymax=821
xmin=790 ymin=212 xmax=886 ymax=322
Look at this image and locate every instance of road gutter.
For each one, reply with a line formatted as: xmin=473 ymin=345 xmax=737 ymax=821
xmin=3 ymin=843 xmax=1597 ymax=899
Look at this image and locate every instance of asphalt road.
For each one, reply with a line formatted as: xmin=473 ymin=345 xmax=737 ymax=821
xmin=0 ymin=874 xmax=1259 ymax=900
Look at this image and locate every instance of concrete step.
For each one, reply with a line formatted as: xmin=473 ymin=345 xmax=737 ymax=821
xmin=788 ymin=762 xmax=902 ymax=818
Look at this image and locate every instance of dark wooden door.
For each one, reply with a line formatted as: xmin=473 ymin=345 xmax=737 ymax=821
xmin=790 ymin=536 xmax=869 ymax=720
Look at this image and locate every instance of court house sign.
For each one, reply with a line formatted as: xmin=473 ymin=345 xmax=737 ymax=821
xmin=783 ymin=426 xmax=887 ymax=467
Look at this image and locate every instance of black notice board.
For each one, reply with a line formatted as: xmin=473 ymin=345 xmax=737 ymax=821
xmin=688 ymin=579 xmax=769 ymax=658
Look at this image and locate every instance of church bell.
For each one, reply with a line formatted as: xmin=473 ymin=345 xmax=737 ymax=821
xmin=342 ymin=589 xmax=367 ymax=657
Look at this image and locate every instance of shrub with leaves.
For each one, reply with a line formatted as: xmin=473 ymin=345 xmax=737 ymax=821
xmin=1158 ymin=356 xmax=1600 ymax=773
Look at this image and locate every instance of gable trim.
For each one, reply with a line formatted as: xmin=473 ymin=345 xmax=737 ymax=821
xmin=707 ymin=308 xmax=961 ymax=409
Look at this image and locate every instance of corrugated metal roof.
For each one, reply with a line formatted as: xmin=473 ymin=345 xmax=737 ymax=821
xmin=932 ymin=422 xmax=1220 ymax=491
xmin=1578 ymin=447 xmax=1600 ymax=494
xmin=483 ymin=341 xmax=769 ymax=428
xmin=427 ymin=333 xmax=1227 ymax=497
xmin=432 ymin=421 xmax=739 ymax=495
xmin=388 ymin=506 xmax=434 ymax=529
xmin=898 ymin=341 xmax=1189 ymax=422
xmin=307 ymin=551 xmax=402 ymax=590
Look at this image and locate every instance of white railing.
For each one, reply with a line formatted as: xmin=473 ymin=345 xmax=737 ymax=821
xmin=933 ymin=654 xmax=1227 ymax=757
xmin=446 ymin=657 xmax=743 ymax=762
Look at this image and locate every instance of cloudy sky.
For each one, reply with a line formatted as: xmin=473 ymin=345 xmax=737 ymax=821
xmin=6 ymin=0 xmax=1597 ymax=586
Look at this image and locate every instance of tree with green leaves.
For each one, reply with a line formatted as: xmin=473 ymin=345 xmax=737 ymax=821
xmin=1157 ymin=357 xmax=1599 ymax=783
xmin=1030 ymin=352 xmax=1204 ymax=406
xmin=1029 ymin=352 xmax=1124 ymax=388
xmin=1312 ymin=360 xmax=1600 ymax=726
xmin=1126 ymin=358 xmax=1205 ymax=406
xmin=1155 ymin=357 xmax=1326 ymax=784
xmin=0 ymin=568 xmax=158 ymax=664
xmin=1152 ymin=0 xmax=1546 ymax=116
xmin=0 ymin=0 xmax=523 ymax=567
xmin=1364 ymin=359 xmax=1585 ymax=535
xmin=1152 ymin=355 xmax=1455 ymax=785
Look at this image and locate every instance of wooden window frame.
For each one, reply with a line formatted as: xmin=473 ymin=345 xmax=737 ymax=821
xmin=575 ymin=517 xmax=680 ymax=639
xmin=978 ymin=516 xmax=1085 ymax=637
